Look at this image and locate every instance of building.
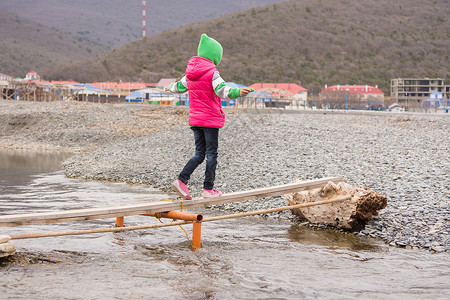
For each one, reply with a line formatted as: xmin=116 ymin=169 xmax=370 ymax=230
xmin=39 ymin=79 xmax=80 ymax=85
xmin=24 ymin=70 xmax=40 ymax=81
xmin=391 ymin=78 xmax=449 ymax=107
xmin=421 ymin=91 xmax=450 ymax=110
xmin=319 ymin=85 xmax=384 ymax=109
xmin=0 ymin=73 xmax=12 ymax=81
xmin=250 ymin=82 xmax=308 ymax=104
xmin=90 ymin=82 xmax=156 ymax=92
xmin=388 ymin=103 xmax=405 ymax=112
xmin=156 ymin=78 xmax=177 ymax=89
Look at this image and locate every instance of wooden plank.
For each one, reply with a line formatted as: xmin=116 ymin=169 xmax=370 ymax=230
xmin=11 ymin=196 xmax=352 ymax=240
xmin=0 ymin=177 xmax=344 ymax=227
xmin=187 ymin=176 xmax=344 ymax=208
xmin=0 ymin=202 xmax=180 ymax=226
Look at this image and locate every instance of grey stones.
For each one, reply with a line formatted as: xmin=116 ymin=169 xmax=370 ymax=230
xmin=62 ymin=109 xmax=450 ymax=252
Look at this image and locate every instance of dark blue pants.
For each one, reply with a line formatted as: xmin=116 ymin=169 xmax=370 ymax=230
xmin=178 ymin=127 xmax=219 ymax=190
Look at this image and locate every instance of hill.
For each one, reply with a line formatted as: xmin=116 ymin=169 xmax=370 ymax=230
xmin=0 ymin=0 xmax=283 ymax=48
xmin=0 ymin=9 xmax=105 ymax=78
xmin=44 ymin=0 xmax=450 ymax=93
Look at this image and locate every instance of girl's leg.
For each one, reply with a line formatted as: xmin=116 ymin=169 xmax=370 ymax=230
xmin=178 ymin=127 xmax=206 ymax=184
xmin=203 ymin=127 xmax=219 ymax=190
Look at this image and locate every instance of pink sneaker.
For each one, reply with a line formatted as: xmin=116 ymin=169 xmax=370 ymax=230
xmin=202 ymin=188 xmax=222 ymax=198
xmin=171 ymin=179 xmax=192 ymax=200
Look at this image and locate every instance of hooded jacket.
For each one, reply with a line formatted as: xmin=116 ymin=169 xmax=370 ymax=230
xmin=187 ymin=34 xmax=224 ymax=128
xmin=186 ymin=56 xmax=224 ymax=128
xmin=168 ymin=34 xmax=244 ymax=128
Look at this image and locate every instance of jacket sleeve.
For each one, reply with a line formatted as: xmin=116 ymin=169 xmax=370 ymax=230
xmin=168 ymin=76 xmax=188 ymax=93
xmin=212 ymin=71 xmax=242 ymax=99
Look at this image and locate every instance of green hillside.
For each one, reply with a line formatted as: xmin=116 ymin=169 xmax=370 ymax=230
xmin=0 ymin=9 xmax=105 ymax=78
xmin=44 ymin=0 xmax=450 ymax=93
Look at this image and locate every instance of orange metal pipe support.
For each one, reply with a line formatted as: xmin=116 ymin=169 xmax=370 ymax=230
xmin=192 ymin=221 xmax=202 ymax=249
xmin=116 ymin=216 xmax=124 ymax=227
xmin=117 ymin=211 xmax=204 ymax=249
xmin=147 ymin=211 xmax=203 ymax=249
xmin=147 ymin=211 xmax=203 ymax=222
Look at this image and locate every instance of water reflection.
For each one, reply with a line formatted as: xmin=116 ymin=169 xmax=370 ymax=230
xmin=0 ymin=149 xmax=72 ymax=186
xmin=287 ymin=224 xmax=379 ymax=251
xmin=0 ymin=149 xmax=71 ymax=171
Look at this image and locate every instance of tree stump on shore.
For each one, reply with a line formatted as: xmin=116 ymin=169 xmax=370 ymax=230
xmin=285 ymin=180 xmax=387 ymax=231
xmin=0 ymin=235 xmax=15 ymax=258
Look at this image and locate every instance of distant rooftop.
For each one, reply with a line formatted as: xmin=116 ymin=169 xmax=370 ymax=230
xmin=156 ymin=78 xmax=177 ymax=88
xmin=90 ymin=82 xmax=157 ymax=90
xmin=322 ymin=85 xmax=384 ymax=94
xmin=250 ymin=83 xmax=307 ymax=95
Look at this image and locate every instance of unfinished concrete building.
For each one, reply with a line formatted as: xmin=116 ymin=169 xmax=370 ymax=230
xmin=391 ymin=78 xmax=449 ymax=108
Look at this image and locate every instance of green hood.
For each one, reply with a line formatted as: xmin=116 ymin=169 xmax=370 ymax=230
xmin=197 ymin=33 xmax=223 ymax=66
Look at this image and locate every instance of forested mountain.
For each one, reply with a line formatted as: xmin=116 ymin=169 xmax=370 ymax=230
xmin=0 ymin=9 xmax=105 ymax=77
xmin=45 ymin=0 xmax=450 ymax=93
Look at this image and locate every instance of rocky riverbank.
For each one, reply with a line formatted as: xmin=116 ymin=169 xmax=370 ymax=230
xmin=1 ymin=100 xmax=448 ymax=252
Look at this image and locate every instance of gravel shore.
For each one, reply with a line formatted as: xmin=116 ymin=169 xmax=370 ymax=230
xmin=1 ymin=100 xmax=449 ymax=252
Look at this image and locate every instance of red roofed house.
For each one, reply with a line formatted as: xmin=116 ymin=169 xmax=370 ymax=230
xmin=0 ymin=73 xmax=12 ymax=81
xmin=25 ymin=70 xmax=40 ymax=81
xmin=319 ymin=85 xmax=384 ymax=109
xmin=250 ymin=82 xmax=308 ymax=105
xmin=156 ymin=78 xmax=177 ymax=89
xmin=40 ymin=79 xmax=80 ymax=85
xmin=90 ymin=82 xmax=156 ymax=92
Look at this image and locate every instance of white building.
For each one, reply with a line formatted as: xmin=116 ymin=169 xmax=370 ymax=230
xmin=25 ymin=70 xmax=40 ymax=81
xmin=0 ymin=73 xmax=12 ymax=81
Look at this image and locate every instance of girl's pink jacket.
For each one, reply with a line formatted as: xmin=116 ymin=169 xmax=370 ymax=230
xmin=186 ymin=56 xmax=225 ymax=128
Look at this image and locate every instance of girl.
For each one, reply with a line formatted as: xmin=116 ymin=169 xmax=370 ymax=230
xmin=166 ymin=33 xmax=252 ymax=199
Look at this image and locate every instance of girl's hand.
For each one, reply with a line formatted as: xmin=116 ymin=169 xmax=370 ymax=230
xmin=239 ymin=88 xmax=253 ymax=97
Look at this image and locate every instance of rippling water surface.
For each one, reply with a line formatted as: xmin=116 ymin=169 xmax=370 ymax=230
xmin=0 ymin=150 xmax=449 ymax=299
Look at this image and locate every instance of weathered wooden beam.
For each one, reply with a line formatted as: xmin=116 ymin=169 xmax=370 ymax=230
xmin=0 ymin=177 xmax=344 ymax=227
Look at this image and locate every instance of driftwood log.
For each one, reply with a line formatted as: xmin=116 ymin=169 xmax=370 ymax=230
xmin=285 ymin=180 xmax=387 ymax=231
xmin=0 ymin=235 xmax=15 ymax=258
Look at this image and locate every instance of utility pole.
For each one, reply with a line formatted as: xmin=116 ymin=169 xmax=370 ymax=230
xmin=345 ymin=90 xmax=349 ymax=110
xmin=142 ymin=0 xmax=146 ymax=38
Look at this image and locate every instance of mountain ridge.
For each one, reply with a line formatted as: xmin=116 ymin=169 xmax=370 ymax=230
xmin=0 ymin=0 xmax=282 ymax=48
xmin=0 ymin=8 xmax=105 ymax=78
xmin=32 ymin=0 xmax=450 ymax=92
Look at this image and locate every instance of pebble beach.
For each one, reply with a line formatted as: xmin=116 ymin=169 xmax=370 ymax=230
xmin=0 ymin=100 xmax=449 ymax=252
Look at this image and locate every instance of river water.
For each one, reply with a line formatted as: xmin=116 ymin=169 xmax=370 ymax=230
xmin=0 ymin=150 xmax=449 ymax=299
